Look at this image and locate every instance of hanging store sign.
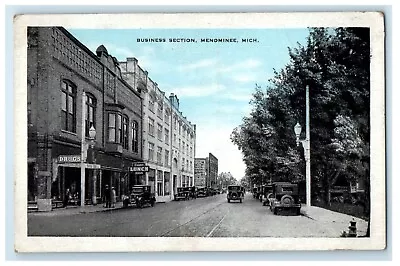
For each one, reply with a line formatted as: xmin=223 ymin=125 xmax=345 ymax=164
xmin=129 ymin=165 xmax=149 ymax=172
xmin=57 ymin=155 xmax=81 ymax=163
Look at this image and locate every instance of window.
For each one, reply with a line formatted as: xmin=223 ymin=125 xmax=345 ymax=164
xmin=165 ymin=150 xmax=169 ymax=166
xmin=179 ymin=124 xmax=181 ymax=135
xmin=187 ymin=144 xmax=189 ymax=155
xmin=108 ymin=113 xmax=116 ymax=142
xmin=148 ymin=118 xmax=155 ymax=136
xmin=117 ymin=114 xmax=122 ymax=143
xmin=178 ymin=139 xmax=181 ymax=150
xmin=182 ymin=141 xmax=185 ymax=154
xmin=190 ymin=147 xmax=193 ymax=157
xmin=85 ymin=93 xmax=96 ymax=137
xmin=157 ymin=123 xmax=163 ymax=141
xmin=157 ymin=146 xmax=162 ymax=164
xmin=182 ymin=158 xmax=185 ymax=170
xmin=164 ymin=128 xmax=169 ymax=144
xmin=148 ymin=99 xmax=155 ymax=113
xmin=131 ymin=121 xmax=139 ymax=153
xmin=186 ymin=160 xmax=189 ymax=171
xmin=61 ymin=80 xmax=76 ymax=132
xmin=164 ymin=111 xmax=169 ymax=124
xmin=190 ymin=161 xmax=193 ymax=171
xmin=122 ymin=115 xmax=129 ymax=149
xmin=174 ymin=134 xmax=177 ymax=144
xmin=157 ymin=103 xmax=163 ymax=119
xmin=174 ymin=117 xmax=177 ymax=130
xmin=148 ymin=142 xmax=154 ymax=161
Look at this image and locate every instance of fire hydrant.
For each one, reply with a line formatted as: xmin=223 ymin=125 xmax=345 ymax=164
xmin=348 ymin=219 xmax=357 ymax=237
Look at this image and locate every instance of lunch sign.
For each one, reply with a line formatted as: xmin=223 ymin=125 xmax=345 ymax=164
xmin=129 ymin=163 xmax=149 ymax=174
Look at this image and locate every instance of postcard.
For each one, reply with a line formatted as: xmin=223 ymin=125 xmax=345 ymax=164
xmin=14 ymin=12 xmax=385 ymax=252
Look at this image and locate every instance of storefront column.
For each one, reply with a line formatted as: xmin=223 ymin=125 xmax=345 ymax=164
xmin=92 ymin=169 xmax=97 ymax=205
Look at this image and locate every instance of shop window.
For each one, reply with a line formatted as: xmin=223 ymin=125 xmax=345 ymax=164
xmin=61 ymin=80 xmax=76 ymax=133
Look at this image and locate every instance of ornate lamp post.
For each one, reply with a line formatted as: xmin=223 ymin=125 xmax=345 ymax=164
xmin=294 ymin=85 xmax=311 ymax=208
xmin=88 ymin=125 xmax=97 ymax=205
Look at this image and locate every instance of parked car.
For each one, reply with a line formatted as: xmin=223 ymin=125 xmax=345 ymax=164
xmin=270 ymin=182 xmax=301 ymax=215
xmin=188 ymin=186 xmax=198 ymax=199
xmin=123 ymin=185 xmax=156 ymax=208
xmin=174 ymin=187 xmax=189 ymax=201
xmin=197 ymin=187 xmax=207 ymax=197
xmin=227 ymin=185 xmax=244 ymax=203
xmin=261 ymin=184 xmax=274 ymax=206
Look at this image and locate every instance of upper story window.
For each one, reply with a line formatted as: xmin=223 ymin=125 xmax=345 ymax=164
xmin=122 ymin=115 xmax=129 ymax=150
xmin=164 ymin=128 xmax=170 ymax=144
xmin=182 ymin=141 xmax=185 ymax=154
xmin=148 ymin=100 xmax=155 ymax=113
xmin=148 ymin=117 xmax=155 ymax=136
xmin=157 ymin=123 xmax=163 ymax=141
xmin=148 ymin=142 xmax=155 ymax=161
xmin=131 ymin=121 xmax=139 ymax=153
xmin=61 ymin=80 xmax=77 ymax=133
xmin=107 ymin=112 xmax=122 ymax=143
xmin=85 ymin=93 xmax=96 ymax=137
xmin=165 ymin=150 xmax=169 ymax=166
xmin=164 ymin=111 xmax=169 ymax=124
xmin=174 ymin=117 xmax=177 ymax=130
xmin=157 ymin=103 xmax=163 ymax=119
xmin=157 ymin=146 xmax=163 ymax=164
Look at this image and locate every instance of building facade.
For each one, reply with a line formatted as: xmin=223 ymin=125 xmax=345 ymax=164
xmin=27 ymin=27 xmax=143 ymax=210
xmin=119 ymin=58 xmax=196 ymax=201
xmin=194 ymin=158 xmax=207 ymax=186
xmin=194 ymin=153 xmax=218 ymax=188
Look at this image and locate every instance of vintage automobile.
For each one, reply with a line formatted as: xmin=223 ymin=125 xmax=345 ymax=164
xmin=261 ymin=184 xmax=274 ymax=206
xmin=123 ymin=185 xmax=156 ymax=208
xmin=227 ymin=185 xmax=244 ymax=203
xmin=197 ymin=187 xmax=207 ymax=197
xmin=270 ymin=182 xmax=301 ymax=215
xmin=174 ymin=187 xmax=189 ymax=201
xmin=188 ymin=186 xmax=198 ymax=199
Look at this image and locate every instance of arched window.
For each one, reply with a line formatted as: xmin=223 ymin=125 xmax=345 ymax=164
xmin=61 ymin=80 xmax=77 ymax=132
xmin=85 ymin=93 xmax=96 ymax=137
xmin=131 ymin=121 xmax=139 ymax=153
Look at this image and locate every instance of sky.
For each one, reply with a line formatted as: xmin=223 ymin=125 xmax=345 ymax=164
xmin=69 ymin=28 xmax=310 ymax=180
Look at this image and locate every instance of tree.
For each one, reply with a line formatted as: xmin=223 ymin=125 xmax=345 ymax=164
xmin=231 ymin=27 xmax=370 ymax=222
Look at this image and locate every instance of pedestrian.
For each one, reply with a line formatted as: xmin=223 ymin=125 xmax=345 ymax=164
xmin=103 ymin=185 xmax=111 ymax=208
xmin=63 ymin=188 xmax=70 ymax=207
xmin=111 ymin=187 xmax=116 ymax=208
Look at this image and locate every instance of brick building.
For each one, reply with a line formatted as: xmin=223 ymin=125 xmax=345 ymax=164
xmin=119 ymin=58 xmax=196 ymax=201
xmin=27 ymin=27 xmax=143 ymax=210
xmin=194 ymin=153 xmax=218 ymax=188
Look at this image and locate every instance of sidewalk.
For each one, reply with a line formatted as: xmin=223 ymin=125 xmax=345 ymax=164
xmin=300 ymin=205 xmax=369 ymax=237
xmin=28 ymin=202 xmax=125 ymax=217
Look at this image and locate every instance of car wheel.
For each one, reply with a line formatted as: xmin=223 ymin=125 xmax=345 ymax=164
xmin=240 ymin=199 xmax=242 ymax=203
xmin=151 ymin=199 xmax=155 ymax=207
xmin=273 ymin=208 xmax=277 ymax=215
xmin=228 ymin=199 xmax=230 ymax=203
xmin=262 ymin=202 xmax=266 ymax=206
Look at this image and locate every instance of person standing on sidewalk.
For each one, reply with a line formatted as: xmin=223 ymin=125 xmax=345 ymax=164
xmin=63 ymin=188 xmax=71 ymax=207
xmin=103 ymin=185 xmax=111 ymax=208
xmin=111 ymin=187 xmax=116 ymax=208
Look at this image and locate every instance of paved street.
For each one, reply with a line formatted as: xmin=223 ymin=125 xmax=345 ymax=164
xmin=28 ymin=193 xmax=367 ymax=237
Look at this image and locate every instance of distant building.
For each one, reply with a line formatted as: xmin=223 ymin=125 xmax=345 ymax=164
xmin=194 ymin=153 xmax=218 ymax=188
xmin=206 ymin=153 xmax=219 ymax=188
xmin=194 ymin=158 xmax=207 ymax=186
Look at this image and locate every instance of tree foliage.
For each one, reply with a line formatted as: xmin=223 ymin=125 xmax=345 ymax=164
xmin=231 ymin=27 xmax=370 ymax=210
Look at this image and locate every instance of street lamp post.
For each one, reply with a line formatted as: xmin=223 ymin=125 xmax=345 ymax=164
xmin=294 ymin=85 xmax=311 ymax=208
xmin=88 ymin=125 xmax=97 ymax=205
